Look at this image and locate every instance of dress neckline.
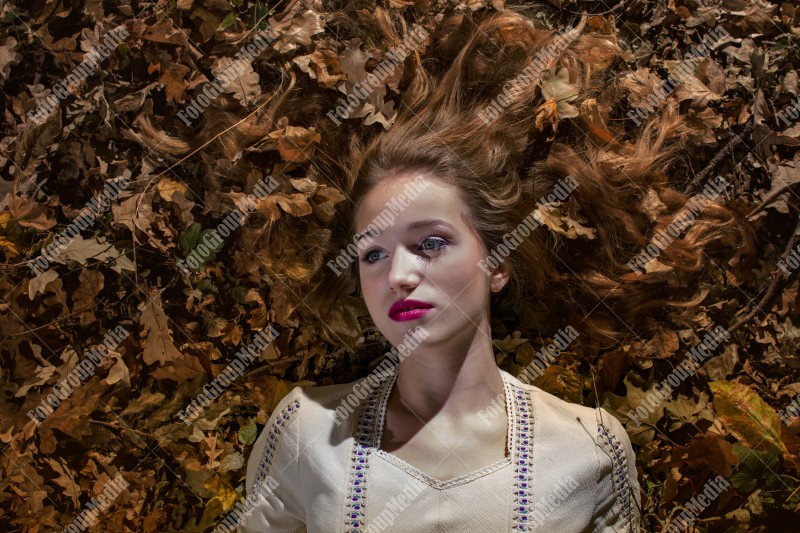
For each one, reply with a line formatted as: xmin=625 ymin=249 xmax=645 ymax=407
xmin=344 ymin=363 xmax=536 ymax=531
xmin=368 ymin=363 xmax=515 ymax=490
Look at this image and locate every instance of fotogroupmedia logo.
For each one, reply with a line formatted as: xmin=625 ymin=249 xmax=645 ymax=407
xmin=626 ymin=176 xmax=729 ymax=274
xmin=177 ymin=24 xmax=279 ymax=125
xmin=214 ymin=474 xmax=279 ymax=532
xmin=326 ymin=24 xmax=429 ymax=126
xmin=626 ymin=26 xmax=730 ymax=126
xmin=28 ymin=175 xmax=130 ymax=276
xmin=477 ymin=24 xmax=577 ymax=125
xmin=332 ymin=326 xmax=430 ymax=426
xmin=626 ymin=324 xmax=730 ymax=426
xmin=370 ymin=479 xmax=426 ymax=532
xmin=176 ymin=326 xmax=280 ymax=424
xmin=27 ymin=25 xmax=129 ymax=125
xmin=61 ymin=473 xmax=129 ymax=532
xmin=478 ymin=325 xmax=579 ymax=425
xmin=27 ymin=325 xmax=130 ymax=426
xmin=177 ymin=175 xmax=279 ymax=275
xmin=777 ymin=92 xmax=800 ymax=127
xmin=529 ymin=476 xmax=579 ymax=527
xmin=478 ymin=175 xmax=580 ymax=276
xmin=663 ymin=475 xmax=730 ymax=532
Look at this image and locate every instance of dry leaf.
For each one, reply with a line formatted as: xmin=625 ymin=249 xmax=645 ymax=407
xmin=138 ymin=289 xmax=185 ymax=366
xmin=211 ymin=57 xmax=261 ymax=107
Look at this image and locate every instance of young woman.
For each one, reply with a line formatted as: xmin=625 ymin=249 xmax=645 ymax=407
xmin=238 ymin=168 xmax=644 ymax=531
xmin=136 ymin=4 xmax=744 ymax=531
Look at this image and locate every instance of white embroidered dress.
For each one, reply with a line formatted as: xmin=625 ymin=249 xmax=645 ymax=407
xmin=238 ymin=364 xmax=641 ymax=532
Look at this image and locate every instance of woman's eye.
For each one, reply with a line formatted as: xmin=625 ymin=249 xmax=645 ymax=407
xmin=419 ymin=236 xmax=448 ymax=251
xmin=362 ymin=249 xmax=384 ymax=264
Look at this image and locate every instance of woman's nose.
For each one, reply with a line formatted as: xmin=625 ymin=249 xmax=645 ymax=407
xmin=387 ymin=247 xmax=420 ymax=292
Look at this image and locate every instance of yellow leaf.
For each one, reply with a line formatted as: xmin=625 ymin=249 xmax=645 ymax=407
xmin=0 ymin=234 xmax=21 ymax=256
xmin=156 ymin=177 xmax=189 ymax=202
xmin=709 ymin=380 xmax=788 ymax=455
xmin=0 ymin=211 xmax=21 ymax=256
xmin=202 ymin=496 xmax=225 ymax=522
xmin=265 ymin=379 xmax=295 ymax=418
xmin=203 ymin=474 xmax=238 ymax=514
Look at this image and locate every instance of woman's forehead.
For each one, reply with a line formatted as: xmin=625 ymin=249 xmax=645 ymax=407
xmin=354 ymin=177 xmax=466 ymax=235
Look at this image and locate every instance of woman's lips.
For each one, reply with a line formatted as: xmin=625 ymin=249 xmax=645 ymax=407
xmin=388 ymin=299 xmax=433 ymax=321
xmin=388 ymin=307 xmax=432 ymax=322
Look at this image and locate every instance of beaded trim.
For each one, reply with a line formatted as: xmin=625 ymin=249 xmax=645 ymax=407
xmin=344 ymin=369 xmax=395 ymax=531
xmin=253 ymin=398 xmax=301 ymax=493
xmin=598 ymin=424 xmax=633 ymax=528
xmin=510 ymin=382 xmax=534 ymax=531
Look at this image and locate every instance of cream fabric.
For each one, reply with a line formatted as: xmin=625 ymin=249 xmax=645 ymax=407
xmin=237 ymin=363 xmax=642 ymax=532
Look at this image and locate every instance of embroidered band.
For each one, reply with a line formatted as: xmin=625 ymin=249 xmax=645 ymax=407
xmin=253 ymin=398 xmax=301 ymax=493
xmin=598 ymin=424 xmax=633 ymax=528
xmin=344 ymin=370 xmax=394 ymax=531
xmin=511 ymin=383 xmax=534 ymax=531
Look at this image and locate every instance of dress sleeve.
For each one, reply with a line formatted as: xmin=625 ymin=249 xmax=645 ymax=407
xmin=237 ymin=385 xmax=306 ymax=533
xmin=591 ymin=407 xmax=643 ymax=532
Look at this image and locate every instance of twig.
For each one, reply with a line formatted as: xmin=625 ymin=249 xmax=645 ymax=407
xmin=241 ymin=355 xmax=304 ymax=381
xmin=232 ymin=0 xmax=299 ymax=47
xmin=89 ymin=419 xmax=154 ymax=439
xmin=727 ymin=215 xmax=800 ymax=334
xmin=683 ymin=122 xmax=756 ymax=196
xmin=5 ymin=311 xmax=83 ymax=336
xmin=746 ymin=177 xmax=800 ymax=221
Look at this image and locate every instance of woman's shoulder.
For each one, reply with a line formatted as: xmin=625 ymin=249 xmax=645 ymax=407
xmin=247 ymin=376 xmax=373 ymax=482
xmin=264 ymin=374 xmax=380 ymax=426
xmin=500 ymin=368 xmax=629 ymax=443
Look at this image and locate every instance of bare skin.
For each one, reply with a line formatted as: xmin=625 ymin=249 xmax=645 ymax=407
xmin=376 ymin=330 xmax=510 ymax=481
xmin=379 ymin=374 xmax=509 ymax=481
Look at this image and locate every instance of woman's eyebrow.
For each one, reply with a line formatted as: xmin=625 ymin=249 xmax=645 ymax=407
xmin=354 ymin=219 xmax=454 ymax=241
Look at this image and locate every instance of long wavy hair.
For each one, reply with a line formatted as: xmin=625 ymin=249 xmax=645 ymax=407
xmin=134 ymin=4 xmax=752 ymax=351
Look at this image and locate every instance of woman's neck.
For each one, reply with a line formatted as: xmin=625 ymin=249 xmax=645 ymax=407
xmin=390 ymin=329 xmax=505 ymax=420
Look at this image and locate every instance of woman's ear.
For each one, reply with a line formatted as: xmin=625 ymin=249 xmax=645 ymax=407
xmin=489 ymin=262 xmax=510 ymax=293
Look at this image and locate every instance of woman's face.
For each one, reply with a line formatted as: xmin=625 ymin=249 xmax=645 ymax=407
xmin=354 ymin=171 xmax=509 ymax=349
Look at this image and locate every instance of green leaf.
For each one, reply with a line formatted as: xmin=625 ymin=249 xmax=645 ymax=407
xmin=180 ymin=223 xmax=202 ymax=251
xmin=116 ymin=43 xmax=131 ymax=69
xmin=252 ymin=3 xmax=272 ymax=30
xmin=217 ymin=12 xmax=238 ymax=31
xmin=199 ymin=229 xmax=225 ymax=258
xmin=238 ymin=420 xmax=258 ymax=446
xmin=772 ymin=38 xmax=789 ymax=51
xmin=230 ymin=286 xmax=249 ymax=305
xmin=730 ymin=443 xmax=780 ymax=493
xmin=709 ymin=381 xmax=788 ymax=455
